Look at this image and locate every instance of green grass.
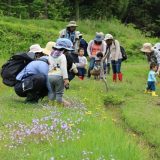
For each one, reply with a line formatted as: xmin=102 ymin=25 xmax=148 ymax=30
xmin=0 ymin=16 xmax=160 ymax=160
xmin=0 ymin=73 xmax=149 ymax=160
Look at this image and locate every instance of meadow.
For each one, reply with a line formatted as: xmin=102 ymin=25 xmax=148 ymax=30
xmin=0 ymin=16 xmax=160 ymax=160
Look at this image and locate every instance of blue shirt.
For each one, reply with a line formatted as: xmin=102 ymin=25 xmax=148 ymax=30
xmin=16 ymin=60 xmax=49 ymax=81
xmin=148 ymin=70 xmax=156 ymax=82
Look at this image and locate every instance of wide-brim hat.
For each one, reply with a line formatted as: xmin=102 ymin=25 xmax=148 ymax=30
xmin=66 ymin=21 xmax=78 ymax=27
xmin=94 ymin=34 xmax=103 ymax=42
xmin=29 ymin=44 xmax=43 ymax=53
xmin=104 ymin=34 xmax=113 ymax=41
xmin=140 ymin=43 xmax=153 ymax=53
xmin=43 ymin=41 xmax=56 ymax=55
xmin=54 ymin=38 xmax=74 ymax=51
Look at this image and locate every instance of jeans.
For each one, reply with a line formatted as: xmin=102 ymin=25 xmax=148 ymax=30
xmin=68 ymin=72 xmax=75 ymax=81
xmin=88 ymin=57 xmax=95 ymax=77
xmin=48 ymin=75 xmax=64 ymax=102
xmin=147 ymin=81 xmax=155 ymax=91
xmin=78 ymin=68 xmax=86 ymax=77
xmin=111 ymin=59 xmax=122 ymax=74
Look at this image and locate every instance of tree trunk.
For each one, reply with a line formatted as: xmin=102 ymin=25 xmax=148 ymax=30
xmin=44 ymin=0 xmax=48 ymax=19
xmin=75 ymin=0 xmax=79 ymax=21
xmin=8 ymin=0 xmax=11 ymax=16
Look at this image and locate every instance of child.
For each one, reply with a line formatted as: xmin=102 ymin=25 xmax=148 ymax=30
xmin=145 ymin=62 xmax=158 ymax=96
xmin=90 ymin=52 xmax=103 ymax=79
xmin=76 ymin=48 xmax=87 ymax=80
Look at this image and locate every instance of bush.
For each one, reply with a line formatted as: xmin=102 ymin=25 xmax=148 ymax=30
xmin=103 ymin=94 xmax=125 ymax=106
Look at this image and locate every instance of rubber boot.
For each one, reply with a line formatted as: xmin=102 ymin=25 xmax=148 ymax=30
xmin=113 ymin=74 xmax=117 ymax=82
xmin=152 ymin=91 xmax=158 ymax=97
xmin=79 ymin=76 xmax=84 ymax=80
xmin=144 ymin=89 xmax=152 ymax=94
xmin=118 ymin=72 xmax=123 ymax=81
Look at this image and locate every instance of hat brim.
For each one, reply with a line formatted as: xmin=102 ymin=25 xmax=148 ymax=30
xmin=104 ymin=38 xmax=113 ymax=41
xmin=94 ymin=38 xmax=103 ymax=42
xmin=54 ymin=46 xmax=74 ymax=51
xmin=140 ymin=48 xmax=153 ymax=53
xmin=66 ymin=24 xmax=78 ymax=27
xmin=29 ymin=49 xmax=44 ymax=53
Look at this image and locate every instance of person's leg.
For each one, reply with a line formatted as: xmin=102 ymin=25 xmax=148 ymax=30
xmin=48 ymin=75 xmax=56 ymax=101
xmin=87 ymin=58 xmax=95 ymax=78
xmin=106 ymin=63 xmax=111 ymax=74
xmin=26 ymin=74 xmax=48 ymax=102
xmin=151 ymin=82 xmax=158 ymax=96
xmin=54 ymin=76 xmax=64 ymax=103
xmin=14 ymin=81 xmax=27 ymax=97
xmin=117 ymin=59 xmax=122 ymax=81
xmin=111 ymin=60 xmax=117 ymax=81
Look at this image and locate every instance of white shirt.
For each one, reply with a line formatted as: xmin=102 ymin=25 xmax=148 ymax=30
xmin=48 ymin=54 xmax=68 ymax=79
xmin=76 ymin=56 xmax=87 ymax=68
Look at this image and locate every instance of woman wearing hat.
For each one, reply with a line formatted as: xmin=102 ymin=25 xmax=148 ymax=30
xmin=140 ymin=43 xmax=157 ymax=64
xmin=87 ymin=32 xmax=106 ymax=78
xmin=14 ymin=44 xmax=50 ymax=103
xmin=59 ymin=21 xmax=79 ymax=52
xmin=104 ymin=34 xmax=123 ymax=82
xmin=48 ymin=38 xmax=77 ymax=106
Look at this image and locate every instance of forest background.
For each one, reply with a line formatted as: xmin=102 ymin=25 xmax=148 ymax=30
xmin=0 ymin=0 xmax=160 ymax=37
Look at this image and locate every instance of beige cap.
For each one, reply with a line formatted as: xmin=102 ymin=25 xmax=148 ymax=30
xmin=43 ymin=41 xmax=55 ymax=55
xmin=140 ymin=43 xmax=153 ymax=53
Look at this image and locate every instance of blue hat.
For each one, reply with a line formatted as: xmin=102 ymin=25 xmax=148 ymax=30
xmin=54 ymin=38 xmax=74 ymax=51
xmin=94 ymin=34 xmax=103 ymax=42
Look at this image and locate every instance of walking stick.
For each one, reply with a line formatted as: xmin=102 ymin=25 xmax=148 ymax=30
xmin=100 ymin=60 xmax=108 ymax=92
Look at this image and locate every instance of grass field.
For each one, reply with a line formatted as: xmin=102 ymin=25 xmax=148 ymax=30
xmin=0 ymin=60 xmax=160 ymax=160
xmin=0 ymin=16 xmax=160 ymax=160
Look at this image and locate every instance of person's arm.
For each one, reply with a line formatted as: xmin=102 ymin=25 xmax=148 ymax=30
xmin=114 ymin=40 xmax=121 ymax=61
xmin=150 ymin=72 xmax=157 ymax=82
xmin=60 ymin=55 xmax=68 ymax=79
xmin=101 ymin=41 xmax=107 ymax=56
xmin=59 ymin=29 xmax=65 ymax=38
xmin=87 ymin=40 xmax=93 ymax=58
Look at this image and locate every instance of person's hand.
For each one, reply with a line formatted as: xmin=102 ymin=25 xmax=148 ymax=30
xmin=89 ymin=55 xmax=93 ymax=59
xmin=64 ymin=79 xmax=69 ymax=86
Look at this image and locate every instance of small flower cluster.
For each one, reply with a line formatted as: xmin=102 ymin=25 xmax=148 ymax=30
xmin=3 ymin=99 xmax=87 ymax=148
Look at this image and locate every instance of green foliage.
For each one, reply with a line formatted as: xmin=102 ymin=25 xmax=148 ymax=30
xmin=0 ymin=16 xmax=156 ymax=60
xmin=104 ymin=94 xmax=125 ymax=106
xmin=0 ymin=0 xmax=160 ymax=36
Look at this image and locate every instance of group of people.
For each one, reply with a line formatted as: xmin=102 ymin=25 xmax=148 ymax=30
xmin=14 ymin=20 xmax=125 ymax=104
xmin=141 ymin=42 xmax=160 ymax=96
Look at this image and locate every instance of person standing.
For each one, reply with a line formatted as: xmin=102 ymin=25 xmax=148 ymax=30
xmin=104 ymin=34 xmax=122 ymax=82
xmin=59 ymin=21 xmax=79 ymax=52
xmin=144 ymin=62 xmax=158 ymax=96
xmin=87 ymin=33 xmax=106 ymax=78
xmin=78 ymin=32 xmax=88 ymax=57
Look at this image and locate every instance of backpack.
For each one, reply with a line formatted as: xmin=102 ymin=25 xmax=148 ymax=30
xmin=120 ymin=46 xmax=127 ymax=61
xmin=1 ymin=53 xmax=33 ymax=87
